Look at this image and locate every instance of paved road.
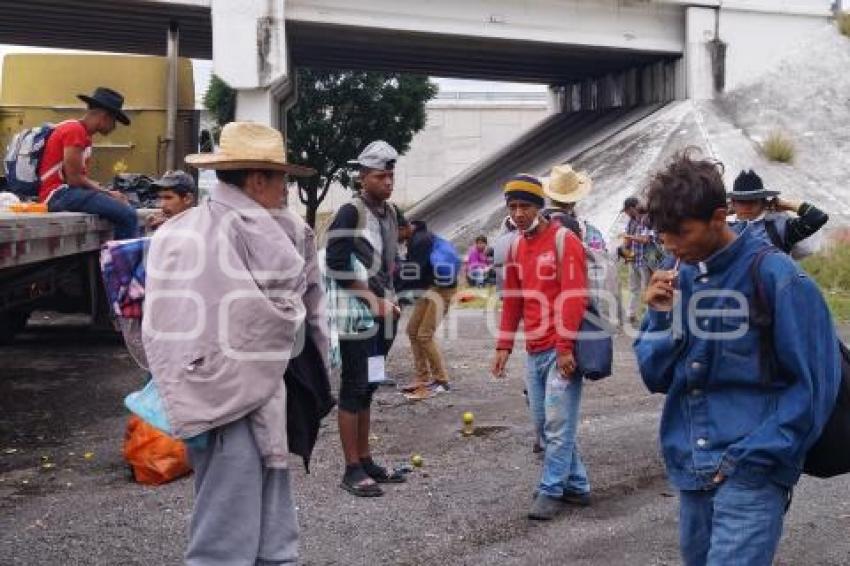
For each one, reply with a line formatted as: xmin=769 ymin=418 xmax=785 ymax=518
xmin=1 ymin=311 xmax=849 ymax=565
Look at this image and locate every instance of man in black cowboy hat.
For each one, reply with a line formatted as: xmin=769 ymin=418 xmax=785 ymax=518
xmin=729 ymin=170 xmax=828 ymax=258
xmin=39 ymin=87 xmax=138 ymax=240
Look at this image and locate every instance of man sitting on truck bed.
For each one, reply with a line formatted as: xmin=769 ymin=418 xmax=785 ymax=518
xmin=38 ymin=87 xmax=139 ymax=240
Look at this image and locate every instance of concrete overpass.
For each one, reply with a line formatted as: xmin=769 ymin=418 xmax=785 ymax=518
xmin=0 ymin=1 xmax=835 ymax=122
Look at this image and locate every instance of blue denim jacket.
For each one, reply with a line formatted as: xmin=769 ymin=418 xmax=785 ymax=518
xmin=634 ymin=227 xmax=841 ymax=490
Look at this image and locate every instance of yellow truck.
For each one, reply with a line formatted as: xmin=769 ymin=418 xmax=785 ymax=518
xmin=0 ymin=53 xmax=198 ymax=343
xmin=0 ymin=52 xmax=197 ymax=181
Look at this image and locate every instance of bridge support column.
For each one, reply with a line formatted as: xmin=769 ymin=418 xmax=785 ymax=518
xmin=685 ymin=6 xmax=717 ymax=100
xmin=211 ymin=0 xmax=291 ymax=130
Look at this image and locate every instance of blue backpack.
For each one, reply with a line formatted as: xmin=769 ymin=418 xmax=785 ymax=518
xmin=430 ymin=235 xmax=461 ymax=286
xmin=3 ymin=124 xmax=56 ymax=199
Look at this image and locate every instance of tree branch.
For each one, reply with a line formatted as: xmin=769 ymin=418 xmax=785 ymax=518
xmin=317 ymin=166 xmax=339 ymax=205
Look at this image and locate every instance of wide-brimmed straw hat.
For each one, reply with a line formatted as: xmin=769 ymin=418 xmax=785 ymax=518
xmin=185 ymin=122 xmax=315 ymax=176
xmin=542 ymin=164 xmax=592 ymax=204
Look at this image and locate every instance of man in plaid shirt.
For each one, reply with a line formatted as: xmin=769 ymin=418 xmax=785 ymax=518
xmin=622 ymin=197 xmax=655 ymax=323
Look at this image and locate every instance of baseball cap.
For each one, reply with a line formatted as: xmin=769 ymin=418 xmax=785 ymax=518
xmin=152 ymin=170 xmax=196 ymax=196
xmin=348 ymin=140 xmax=398 ymax=171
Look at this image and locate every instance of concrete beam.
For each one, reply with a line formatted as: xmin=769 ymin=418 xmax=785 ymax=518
xmin=287 ymin=0 xmax=686 ymax=54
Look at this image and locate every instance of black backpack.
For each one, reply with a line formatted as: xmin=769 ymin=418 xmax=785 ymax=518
xmin=751 ymin=248 xmax=850 ymax=478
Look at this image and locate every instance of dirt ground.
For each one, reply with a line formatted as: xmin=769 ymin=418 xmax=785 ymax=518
xmin=2 ymin=310 xmax=850 ymax=565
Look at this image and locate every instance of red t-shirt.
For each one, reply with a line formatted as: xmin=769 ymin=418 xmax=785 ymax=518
xmin=38 ymin=120 xmax=92 ymax=202
xmin=497 ymin=223 xmax=587 ymax=354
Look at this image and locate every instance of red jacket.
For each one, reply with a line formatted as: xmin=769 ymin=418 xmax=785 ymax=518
xmin=497 ymin=222 xmax=587 ymax=354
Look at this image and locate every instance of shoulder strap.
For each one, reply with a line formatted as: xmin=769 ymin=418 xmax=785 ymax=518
xmin=763 ymin=219 xmax=789 ymax=253
xmin=552 ymin=226 xmax=569 ymax=283
xmin=352 ymin=195 xmax=368 ymax=234
xmin=508 ymin=233 xmax=521 ymax=266
xmin=750 ymin=247 xmax=781 ymax=384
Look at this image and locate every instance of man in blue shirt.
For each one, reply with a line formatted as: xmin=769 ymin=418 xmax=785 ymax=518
xmin=633 ymin=152 xmax=841 ymax=566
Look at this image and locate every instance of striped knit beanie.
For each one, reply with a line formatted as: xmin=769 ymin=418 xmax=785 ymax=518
xmin=503 ymin=173 xmax=545 ymax=208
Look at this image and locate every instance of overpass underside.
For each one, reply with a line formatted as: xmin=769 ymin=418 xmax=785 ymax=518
xmin=286 ymin=21 xmax=684 ymax=237
xmin=288 ymin=21 xmax=682 ymax=110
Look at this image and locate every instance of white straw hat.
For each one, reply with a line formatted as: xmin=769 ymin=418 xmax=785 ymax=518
xmin=185 ymin=122 xmax=315 ymax=176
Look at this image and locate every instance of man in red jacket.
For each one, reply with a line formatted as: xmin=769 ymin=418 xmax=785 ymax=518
xmin=491 ymin=173 xmax=589 ymax=521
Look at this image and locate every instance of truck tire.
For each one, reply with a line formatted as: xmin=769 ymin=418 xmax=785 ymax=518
xmin=0 ymin=311 xmax=31 ymax=345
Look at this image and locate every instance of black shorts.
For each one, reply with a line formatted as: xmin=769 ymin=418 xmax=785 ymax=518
xmin=338 ymin=319 xmax=397 ymax=412
xmin=338 ymin=331 xmax=377 ymax=412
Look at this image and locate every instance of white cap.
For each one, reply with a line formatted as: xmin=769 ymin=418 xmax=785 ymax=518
xmin=348 ymin=140 xmax=398 ymax=171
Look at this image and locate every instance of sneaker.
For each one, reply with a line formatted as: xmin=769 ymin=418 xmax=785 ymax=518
xmin=400 ymin=381 xmax=429 ymax=393
xmin=403 ymin=386 xmax=433 ymax=401
xmin=429 ymin=381 xmax=451 ymax=394
xmin=528 ymin=493 xmax=564 ymax=521
xmin=560 ymin=491 xmax=591 ymax=507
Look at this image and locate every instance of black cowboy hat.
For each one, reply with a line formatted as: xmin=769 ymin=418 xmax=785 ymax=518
xmin=728 ymin=170 xmax=779 ymax=201
xmin=77 ymin=87 xmax=130 ymax=125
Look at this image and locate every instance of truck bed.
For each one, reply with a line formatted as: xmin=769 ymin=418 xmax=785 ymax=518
xmin=0 ymin=210 xmax=155 ymax=269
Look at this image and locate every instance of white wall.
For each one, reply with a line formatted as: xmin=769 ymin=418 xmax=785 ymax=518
xmin=289 ymin=100 xmax=549 ymax=216
xmin=685 ymin=3 xmax=833 ymax=99
xmin=720 ymin=9 xmax=832 ymax=91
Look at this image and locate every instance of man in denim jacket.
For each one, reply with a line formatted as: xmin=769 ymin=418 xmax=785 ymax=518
xmin=633 ymin=152 xmax=841 ymax=566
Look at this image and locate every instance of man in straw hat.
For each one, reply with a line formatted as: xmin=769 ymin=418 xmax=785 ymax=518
xmin=490 ymin=173 xmax=591 ymax=521
xmin=542 ymin=164 xmax=607 ymax=252
xmin=728 ymin=169 xmax=828 ymax=259
xmin=40 ymin=87 xmax=139 ymax=239
xmin=144 ymin=121 xmax=330 ymax=565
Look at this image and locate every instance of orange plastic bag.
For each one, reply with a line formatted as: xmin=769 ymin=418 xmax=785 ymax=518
xmin=122 ymin=415 xmax=192 ymax=485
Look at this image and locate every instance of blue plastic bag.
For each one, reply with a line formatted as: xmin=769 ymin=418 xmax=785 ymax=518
xmin=125 ymin=375 xmax=208 ymax=449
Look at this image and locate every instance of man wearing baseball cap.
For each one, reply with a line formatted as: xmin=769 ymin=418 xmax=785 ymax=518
xmin=148 ymin=170 xmax=197 ymax=230
xmin=490 ymin=173 xmax=591 ymax=521
xmin=327 ymin=139 xmax=407 ymax=496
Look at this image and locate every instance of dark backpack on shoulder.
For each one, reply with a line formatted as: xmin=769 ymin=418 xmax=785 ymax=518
xmin=750 ymin=248 xmax=850 ymax=478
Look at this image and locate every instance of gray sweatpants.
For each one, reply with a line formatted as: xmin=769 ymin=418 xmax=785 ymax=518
xmin=186 ymin=417 xmax=298 ymax=566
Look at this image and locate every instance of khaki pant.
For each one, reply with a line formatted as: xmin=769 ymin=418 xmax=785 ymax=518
xmin=406 ymin=286 xmax=456 ymax=384
xmin=628 ymin=264 xmax=651 ymax=319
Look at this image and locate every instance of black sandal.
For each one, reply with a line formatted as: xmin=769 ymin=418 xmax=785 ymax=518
xmin=340 ymin=465 xmax=384 ymax=497
xmin=362 ymin=458 xmax=407 ymax=484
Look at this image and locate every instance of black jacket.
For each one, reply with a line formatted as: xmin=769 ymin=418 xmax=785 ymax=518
xmin=397 ymin=222 xmax=436 ymax=292
xmin=285 ymin=329 xmax=335 ymax=472
xmin=766 ymin=202 xmax=829 ymax=253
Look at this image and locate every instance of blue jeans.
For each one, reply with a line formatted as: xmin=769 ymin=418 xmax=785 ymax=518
xmin=679 ymin=476 xmax=790 ymax=566
xmin=48 ymin=186 xmax=139 ymax=240
xmin=525 ymin=348 xmax=589 ymax=497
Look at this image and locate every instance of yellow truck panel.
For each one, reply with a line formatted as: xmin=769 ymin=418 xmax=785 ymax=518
xmin=0 ymin=53 xmax=197 ymax=182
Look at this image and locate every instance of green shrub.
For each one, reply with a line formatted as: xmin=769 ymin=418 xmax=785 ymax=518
xmin=761 ymin=131 xmax=795 ymax=163
xmin=802 ymin=245 xmax=850 ymax=322
xmin=802 ymin=245 xmax=850 ymax=291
